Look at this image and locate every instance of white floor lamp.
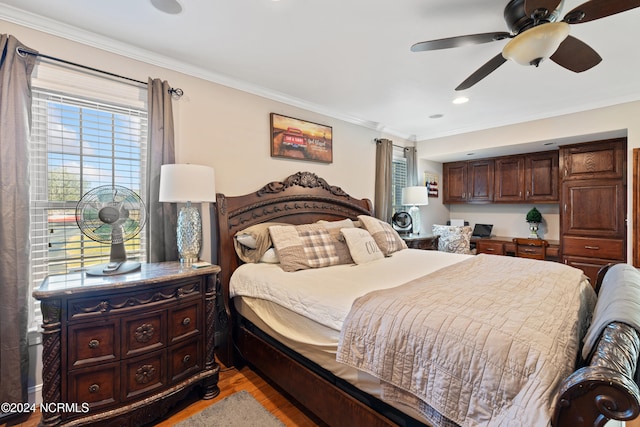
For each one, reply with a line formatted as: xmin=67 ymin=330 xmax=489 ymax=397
xmin=159 ymin=164 xmax=216 ymax=264
xmin=402 ymin=186 xmax=429 ymax=234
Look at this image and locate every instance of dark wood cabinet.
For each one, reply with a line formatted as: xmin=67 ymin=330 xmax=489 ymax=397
xmin=443 ymin=161 xmax=468 ymax=203
xmin=494 ymin=152 xmax=558 ymax=203
xmin=525 ymin=151 xmax=559 ymax=202
xmin=560 ymin=138 xmax=627 ymax=285
xmin=443 ymin=160 xmax=493 ymax=203
xmin=33 ymin=262 xmax=221 ymax=426
xmin=445 ymin=151 xmax=558 ymax=204
xmin=494 ymin=156 xmax=525 ymax=202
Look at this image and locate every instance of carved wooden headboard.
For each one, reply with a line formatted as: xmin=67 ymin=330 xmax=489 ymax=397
xmin=213 ymin=171 xmax=373 ymax=365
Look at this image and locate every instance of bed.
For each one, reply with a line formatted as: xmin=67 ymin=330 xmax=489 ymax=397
xmin=214 ymin=171 xmax=640 ymax=427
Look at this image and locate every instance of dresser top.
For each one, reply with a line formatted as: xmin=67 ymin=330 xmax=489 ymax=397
xmin=34 ymin=262 xmax=220 ymax=299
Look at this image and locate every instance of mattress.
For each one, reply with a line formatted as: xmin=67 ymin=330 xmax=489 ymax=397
xmin=230 ymin=249 xmax=474 ymax=424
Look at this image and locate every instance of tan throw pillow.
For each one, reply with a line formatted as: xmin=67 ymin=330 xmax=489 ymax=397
xmin=431 ymin=224 xmax=472 ymax=254
xmin=269 ymin=224 xmax=340 ymax=272
xmin=340 ymin=228 xmax=384 ymax=264
xmin=233 ymin=222 xmax=288 ymax=263
xmin=357 ymin=215 xmax=408 ymax=256
xmin=317 ymin=219 xmax=356 ymax=265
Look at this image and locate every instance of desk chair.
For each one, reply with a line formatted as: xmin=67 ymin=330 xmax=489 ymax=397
xmin=513 ymin=238 xmax=549 ymax=260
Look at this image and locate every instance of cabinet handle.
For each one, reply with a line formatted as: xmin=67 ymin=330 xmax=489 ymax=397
xmin=523 ymin=249 xmax=536 ymax=253
xmin=88 ymin=339 xmax=100 ymax=349
xmin=135 ymin=323 xmax=155 ymax=343
xmin=183 ymin=355 xmax=191 ymax=364
xmin=485 ymin=248 xmax=495 ymax=252
xmin=88 ymin=384 xmax=100 ymax=393
xmin=182 ymin=317 xmax=191 ymax=326
xmin=584 ymin=245 xmax=600 ymax=250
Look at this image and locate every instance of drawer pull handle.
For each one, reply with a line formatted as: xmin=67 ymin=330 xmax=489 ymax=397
xmin=88 ymin=339 xmax=100 ymax=349
xmin=135 ymin=323 xmax=155 ymax=343
xmin=183 ymin=355 xmax=191 ymax=364
xmin=88 ymin=384 xmax=100 ymax=393
xmin=182 ymin=317 xmax=191 ymax=326
xmin=523 ymin=249 xmax=536 ymax=253
xmin=486 ymin=248 xmax=495 ymax=251
xmin=584 ymin=245 xmax=600 ymax=250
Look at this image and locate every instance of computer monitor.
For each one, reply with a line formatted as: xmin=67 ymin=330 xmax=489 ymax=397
xmin=472 ymin=224 xmax=493 ymax=238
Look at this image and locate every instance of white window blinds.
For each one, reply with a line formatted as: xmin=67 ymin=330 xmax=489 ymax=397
xmin=29 ymin=62 xmax=148 ymax=329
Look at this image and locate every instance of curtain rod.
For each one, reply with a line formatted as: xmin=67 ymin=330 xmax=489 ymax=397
xmin=16 ymin=47 xmax=184 ymax=98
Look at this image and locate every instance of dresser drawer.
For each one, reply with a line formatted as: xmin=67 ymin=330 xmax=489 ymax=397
xmin=68 ymin=320 xmax=118 ymax=368
xmin=169 ymin=301 xmax=201 ymax=343
xmin=122 ymin=310 xmax=167 ymax=358
xmin=122 ymin=350 xmax=166 ymax=401
xmin=68 ymin=362 xmax=120 ymax=410
xmin=562 ymin=236 xmax=624 ymax=260
xmin=169 ymin=338 xmax=202 ymax=383
xmin=476 ymin=241 xmax=504 ymax=255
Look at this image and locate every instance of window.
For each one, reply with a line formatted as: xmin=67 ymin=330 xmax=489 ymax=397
xmin=28 ymin=64 xmax=148 ymax=329
xmin=392 ymin=148 xmax=408 ymax=212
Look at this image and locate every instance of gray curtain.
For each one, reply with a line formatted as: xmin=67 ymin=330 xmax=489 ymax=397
xmin=374 ymin=138 xmax=393 ymax=221
xmin=146 ymin=78 xmax=178 ymax=262
xmin=405 ymin=146 xmax=418 ymax=187
xmin=0 ymin=34 xmax=35 ymax=412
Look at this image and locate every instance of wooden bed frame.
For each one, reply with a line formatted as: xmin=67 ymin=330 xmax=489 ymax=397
xmin=214 ymin=171 xmax=640 ymax=427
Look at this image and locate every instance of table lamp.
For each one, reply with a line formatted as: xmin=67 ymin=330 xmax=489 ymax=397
xmin=159 ymin=164 xmax=216 ymax=264
xmin=402 ymin=186 xmax=429 ymax=234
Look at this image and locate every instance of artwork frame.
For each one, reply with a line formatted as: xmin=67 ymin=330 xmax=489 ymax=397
xmin=270 ymin=113 xmax=333 ymax=163
xmin=424 ymin=172 xmax=439 ymax=198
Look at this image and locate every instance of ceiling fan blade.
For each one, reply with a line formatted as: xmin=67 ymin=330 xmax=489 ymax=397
xmin=524 ymin=0 xmax=562 ymax=19
xmin=563 ymin=0 xmax=640 ymax=24
xmin=411 ymin=32 xmax=511 ymax=52
xmin=455 ymin=53 xmax=507 ymax=91
xmin=550 ymin=35 xmax=602 ymax=72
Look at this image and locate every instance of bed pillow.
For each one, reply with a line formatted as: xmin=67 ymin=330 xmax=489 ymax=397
xmin=233 ymin=222 xmax=288 ymax=263
xmin=259 ymin=248 xmax=280 ymax=264
xmin=357 ymin=215 xmax=407 ymax=256
xmin=269 ymin=224 xmax=341 ymax=272
xmin=317 ymin=219 xmax=355 ymax=265
xmin=340 ymin=228 xmax=384 ymax=264
xmin=431 ymin=224 xmax=473 ymax=254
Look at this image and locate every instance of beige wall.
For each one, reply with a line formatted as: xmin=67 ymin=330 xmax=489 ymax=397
xmin=417 ymin=101 xmax=640 ymax=258
xmin=3 ymin=19 xmax=410 ymax=264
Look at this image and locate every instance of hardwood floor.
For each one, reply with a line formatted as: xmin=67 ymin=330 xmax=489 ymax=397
xmin=0 ymin=362 xmax=325 ymax=427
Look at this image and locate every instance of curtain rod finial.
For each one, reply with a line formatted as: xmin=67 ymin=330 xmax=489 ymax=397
xmin=169 ymin=87 xmax=184 ymax=99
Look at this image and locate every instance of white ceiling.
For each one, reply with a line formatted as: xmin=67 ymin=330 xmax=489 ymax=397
xmin=1 ymin=0 xmax=640 ymax=144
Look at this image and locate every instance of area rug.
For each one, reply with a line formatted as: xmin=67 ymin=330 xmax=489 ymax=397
xmin=174 ymin=390 xmax=285 ymax=427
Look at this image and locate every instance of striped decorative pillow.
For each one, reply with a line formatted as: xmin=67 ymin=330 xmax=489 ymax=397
xmin=357 ymin=215 xmax=407 ymax=256
xmin=269 ymin=224 xmax=340 ymax=272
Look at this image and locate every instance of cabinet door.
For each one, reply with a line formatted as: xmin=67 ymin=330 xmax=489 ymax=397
xmin=468 ymin=160 xmax=494 ymax=203
xmin=494 ymin=156 xmax=524 ymax=202
xmin=443 ymin=162 xmax=467 ymax=203
xmin=560 ymin=138 xmax=625 ymax=181
xmin=562 ymin=179 xmax=626 ymax=238
xmin=525 ymin=151 xmax=558 ymax=202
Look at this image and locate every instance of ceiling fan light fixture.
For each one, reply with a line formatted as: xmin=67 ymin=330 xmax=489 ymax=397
xmin=502 ymin=22 xmax=570 ymax=66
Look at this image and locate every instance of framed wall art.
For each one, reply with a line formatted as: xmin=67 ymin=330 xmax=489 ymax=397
xmin=424 ymin=172 xmax=439 ymax=198
xmin=270 ymin=113 xmax=333 ymax=163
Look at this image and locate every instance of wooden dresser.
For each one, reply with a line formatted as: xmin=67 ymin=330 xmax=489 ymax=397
xmin=33 ymin=262 xmax=221 ymax=426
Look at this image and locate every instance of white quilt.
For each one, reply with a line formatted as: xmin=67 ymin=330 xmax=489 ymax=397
xmin=230 ymin=249 xmax=471 ymax=331
xmin=336 ymin=254 xmax=596 ymax=427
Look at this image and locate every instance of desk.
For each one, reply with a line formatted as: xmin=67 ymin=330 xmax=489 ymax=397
xmin=472 ymin=236 xmax=560 ymax=261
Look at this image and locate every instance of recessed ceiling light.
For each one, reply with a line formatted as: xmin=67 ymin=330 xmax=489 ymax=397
xmin=429 ymin=114 xmax=443 ymax=119
xmin=150 ymin=0 xmax=182 ymax=14
xmin=453 ymin=96 xmax=469 ymax=105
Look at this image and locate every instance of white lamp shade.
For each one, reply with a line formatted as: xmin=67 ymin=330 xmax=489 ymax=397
xmin=402 ymin=186 xmax=429 ymax=206
xmin=159 ymin=164 xmax=216 ymax=203
xmin=502 ymin=22 xmax=570 ymax=66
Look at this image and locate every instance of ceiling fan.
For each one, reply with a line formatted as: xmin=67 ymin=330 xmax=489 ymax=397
xmin=411 ymin=0 xmax=640 ymax=91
